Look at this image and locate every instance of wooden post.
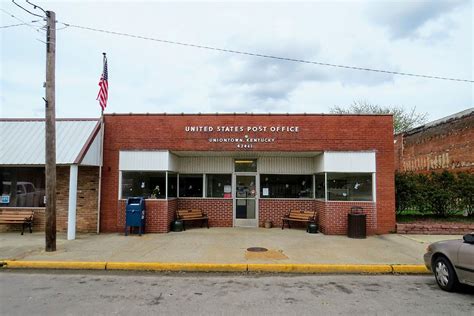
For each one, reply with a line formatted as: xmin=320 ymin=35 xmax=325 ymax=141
xmin=45 ymin=10 xmax=56 ymax=252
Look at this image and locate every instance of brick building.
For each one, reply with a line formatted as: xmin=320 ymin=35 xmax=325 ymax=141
xmin=0 ymin=119 xmax=102 ymax=238
xmin=394 ymin=108 xmax=474 ymax=173
xmin=1 ymin=114 xmax=396 ymax=236
xmin=100 ymin=113 xmax=395 ymax=235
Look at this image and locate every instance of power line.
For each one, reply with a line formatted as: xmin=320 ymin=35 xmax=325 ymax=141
xmin=0 ymin=22 xmax=29 ymax=29
xmin=0 ymin=8 xmax=44 ymax=32
xmin=61 ymin=22 xmax=473 ymax=83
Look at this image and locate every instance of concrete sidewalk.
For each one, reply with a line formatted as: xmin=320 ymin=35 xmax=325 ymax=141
xmin=0 ymin=228 xmax=462 ymax=266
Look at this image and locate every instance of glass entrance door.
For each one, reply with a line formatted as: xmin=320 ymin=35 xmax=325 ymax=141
xmin=234 ymin=175 xmax=258 ymax=227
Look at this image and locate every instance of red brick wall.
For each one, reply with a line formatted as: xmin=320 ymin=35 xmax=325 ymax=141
xmin=320 ymin=201 xmax=376 ymax=235
xmin=316 ymin=200 xmax=327 ymax=233
xmin=168 ymin=198 xmax=177 ymax=228
xmin=100 ymin=114 xmax=395 ymax=234
xmin=395 ymin=113 xmax=474 ymax=173
xmin=119 ymin=199 xmax=173 ymax=233
xmin=112 ymin=197 xmax=381 ymax=235
xmin=259 ymin=199 xmax=315 ymax=228
xmin=177 ymin=198 xmax=233 ymax=227
xmin=397 ymin=222 xmax=474 ymax=234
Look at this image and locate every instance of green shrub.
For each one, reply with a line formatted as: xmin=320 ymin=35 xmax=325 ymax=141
xmin=456 ymin=172 xmax=474 ymax=216
xmin=395 ymin=170 xmax=474 ymax=217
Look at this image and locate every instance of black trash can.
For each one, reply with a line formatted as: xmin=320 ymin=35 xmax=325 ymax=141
xmin=125 ymin=197 xmax=145 ymax=236
xmin=172 ymin=220 xmax=184 ymax=232
xmin=348 ymin=206 xmax=366 ymax=239
xmin=307 ymin=221 xmax=318 ymax=234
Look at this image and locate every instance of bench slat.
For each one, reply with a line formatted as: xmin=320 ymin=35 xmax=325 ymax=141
xmin=0 ymin=217 xmax=32 ymax=220
xmin=282 ymin=209 xmax=317 ymax=229
xmin=177 ymin=209 xmax=208 ymax=220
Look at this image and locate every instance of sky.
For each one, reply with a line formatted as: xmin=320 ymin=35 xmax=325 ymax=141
xmin=0 ymin=0 xmax=472 ymax=122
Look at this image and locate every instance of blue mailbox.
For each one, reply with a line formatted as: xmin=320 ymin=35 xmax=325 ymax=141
xmin=125 ymin=197 xmax=145 ymax=236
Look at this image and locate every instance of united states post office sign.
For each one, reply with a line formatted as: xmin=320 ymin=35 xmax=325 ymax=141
xmin=184 ymin=125 xmax=300 ymax=149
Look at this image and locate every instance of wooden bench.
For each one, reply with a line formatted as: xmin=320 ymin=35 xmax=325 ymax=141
xmin=176 ymin=209 xmax=209 ymax=231
xmin=282 ymin=209 xmax=316 ymax=230
xmin=0 ymin=209 xmax=34 ymax=235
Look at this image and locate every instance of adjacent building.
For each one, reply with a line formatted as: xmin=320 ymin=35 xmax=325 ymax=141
xmin=394 ymin=108 xmax=474 ymax=174
xmin=0 ymin=119 xmax=102 ymax=238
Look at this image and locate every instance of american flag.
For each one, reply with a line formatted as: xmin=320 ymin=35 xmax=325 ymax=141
xmin=97 ymin=54 xmax=108 ymax=111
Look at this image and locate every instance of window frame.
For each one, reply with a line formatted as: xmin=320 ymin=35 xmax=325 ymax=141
xmin=259 ymin=174 xmax=314 ymax=199
xmin=205 ymin=173 xmax=233 ymax=199
xmin=120 ymin=170 xmax=167 ymax=200
xmin=326 ymin=172 xmax=375 ymax=202
xmin=177 ymin=173 xmax=205 ymax=198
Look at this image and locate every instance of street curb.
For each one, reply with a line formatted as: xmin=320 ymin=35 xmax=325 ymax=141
xmin=106 ymin=262 xmax=248 ymax=272
xmin=2 ymin=260 xmax=106 ymax=270
xmin=247 ymin=264 xmax=394 ymax=273
xmin=1 ymin=261 xmax=430 ymax=274
xmin=391 ymin=264 xmax=431 ymax=274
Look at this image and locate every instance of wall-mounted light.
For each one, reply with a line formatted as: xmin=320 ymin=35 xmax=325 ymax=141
xmin=235 ymin=160 xmax=254 ymax=164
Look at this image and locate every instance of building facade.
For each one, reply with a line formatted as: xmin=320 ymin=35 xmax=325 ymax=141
xmin=0 ymin=119 xmax=102 ymax=237
xmin=100 ymin=113 xmax=395 ymax=235
xmin=394 ymin=108 xmax=474 ymax=174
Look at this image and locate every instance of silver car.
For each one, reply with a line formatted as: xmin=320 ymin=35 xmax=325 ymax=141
xmin=424 ymin=233 xmax=474 ymax=291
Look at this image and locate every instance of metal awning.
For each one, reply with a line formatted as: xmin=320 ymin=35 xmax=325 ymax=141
xmin=0 ymin=119 xmax=101 ymax=166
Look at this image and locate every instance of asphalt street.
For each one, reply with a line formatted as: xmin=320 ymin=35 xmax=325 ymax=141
xmin=0 ymin=271 xmax=472 ymax=315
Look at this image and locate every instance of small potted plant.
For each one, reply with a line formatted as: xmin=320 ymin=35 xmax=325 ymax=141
xmin=151 ymin=185 xmax=160 ymax=199
xmin=264 ymin=220 xmax=272 ymax=229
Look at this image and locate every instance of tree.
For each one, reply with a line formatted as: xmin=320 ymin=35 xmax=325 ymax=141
xmin=330 ymin=100 xmax=428 ymax=134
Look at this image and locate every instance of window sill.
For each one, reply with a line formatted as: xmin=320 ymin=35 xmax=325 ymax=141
xmin=326 ymin=200 xmax=375 ymax=203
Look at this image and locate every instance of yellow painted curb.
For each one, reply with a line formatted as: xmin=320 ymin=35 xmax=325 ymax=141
xmin=248 ymin=264 xmax=393 ymax=274
xmin=106 ymin=262 xmax=248 ymax=272
xmin=0 ymin=261 xmax=431 ymax=274
xmin=3 ymin=260 xmax=106 ymax=270
xmin=391 ymin=265 xmax=430 ymax=274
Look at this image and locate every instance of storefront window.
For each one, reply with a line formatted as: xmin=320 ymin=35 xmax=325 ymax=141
xmin=206 ymin=174 xmax=232 ymax=198
xmin=315 ymin=173 xmax=325 ymax=199
xmin=235 ymin=159 xmax=257 ymax=172
xmin=121 ymin=172 xmax=166 ymax=199
xmin=179 ymin=174 xmax=203 ymax=197
xmin=327 ymin=173 xmax=373 ymax=201
xmin=260 ymin=174 xmax=313 ymax=198
xmin=0 ymin=167 xmax=46 ymax=207
xmin=168 ymin=173 xmax=177 ymax=198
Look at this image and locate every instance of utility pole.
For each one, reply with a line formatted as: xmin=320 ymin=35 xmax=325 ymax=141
xmin=45 ymin=10 xmax=56 ymax=252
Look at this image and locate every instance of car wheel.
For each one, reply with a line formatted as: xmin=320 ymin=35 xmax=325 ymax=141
xmin=433 ymin=256 xmax=458 ymax=292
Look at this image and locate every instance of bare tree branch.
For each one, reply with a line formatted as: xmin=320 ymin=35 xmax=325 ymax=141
xmin=330 ymin=100 xmax=428 ymax=134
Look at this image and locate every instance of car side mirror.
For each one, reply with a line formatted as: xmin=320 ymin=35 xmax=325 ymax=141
xmin=463 ymin=233 xmax=474 ymax=244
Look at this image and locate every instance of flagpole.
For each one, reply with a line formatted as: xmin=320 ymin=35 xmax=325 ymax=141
xmin=96 ymin=53 xmax=106 ymax=234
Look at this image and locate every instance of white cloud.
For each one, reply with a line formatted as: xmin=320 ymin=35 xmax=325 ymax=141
xmin=0 ymin=1 xmax=472 ymax=122
xmin=366 ymin=0 xmax=469 ymax=40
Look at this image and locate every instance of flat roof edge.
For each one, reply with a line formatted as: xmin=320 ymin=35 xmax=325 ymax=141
xmin=103 ymin=112 xmax=393 ymax=117
xmin=0 ymin=118 xmax=99 ymax=122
